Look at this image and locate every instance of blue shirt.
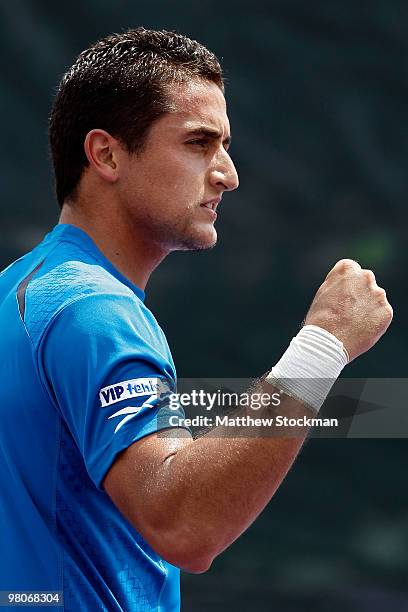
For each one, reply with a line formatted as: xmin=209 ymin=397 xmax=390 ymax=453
xmin=0 ymin=223 xmax=187 ymax=611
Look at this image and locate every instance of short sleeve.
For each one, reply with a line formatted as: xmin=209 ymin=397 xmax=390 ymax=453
xmin=39 ymin=292 xmax=188 ymax=489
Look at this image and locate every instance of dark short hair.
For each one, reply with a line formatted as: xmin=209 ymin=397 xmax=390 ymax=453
xmin=49 ymin=27 xmax=224 ymax=208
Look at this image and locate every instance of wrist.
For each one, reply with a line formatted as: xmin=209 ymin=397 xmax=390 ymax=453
xmin=265 ymin=325 xmax=349 ymax=414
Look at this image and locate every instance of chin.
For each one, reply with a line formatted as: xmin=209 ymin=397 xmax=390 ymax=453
xmin=178 ymin=226 xmax=218 ymax=251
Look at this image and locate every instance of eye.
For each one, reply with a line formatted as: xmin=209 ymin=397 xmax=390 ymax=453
xmin=187 ymin=139 xmax=210 ymax=148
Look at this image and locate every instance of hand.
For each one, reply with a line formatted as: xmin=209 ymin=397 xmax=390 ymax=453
xmin=304 ymin=259 xmax=393 ymax=361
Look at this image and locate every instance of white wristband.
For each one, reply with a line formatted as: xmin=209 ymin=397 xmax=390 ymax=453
xmin=265 ymin=325 xmax=349 ymax=414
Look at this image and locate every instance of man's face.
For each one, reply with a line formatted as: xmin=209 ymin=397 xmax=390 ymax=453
xmin=117 ymin=79 xmax=239 ymax=252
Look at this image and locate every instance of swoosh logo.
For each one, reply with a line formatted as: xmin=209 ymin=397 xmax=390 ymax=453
xmin=108 ymin=396 xmax=158 ymax=434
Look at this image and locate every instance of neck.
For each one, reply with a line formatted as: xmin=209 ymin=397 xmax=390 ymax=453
xmin=59 ymin=201 xmax=168 ymax=291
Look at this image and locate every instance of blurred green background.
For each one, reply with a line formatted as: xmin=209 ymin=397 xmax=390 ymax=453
xmin=2 ymin=1 xmax=408 ymax=609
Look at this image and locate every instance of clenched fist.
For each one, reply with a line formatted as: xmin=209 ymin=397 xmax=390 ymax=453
xmin=304 ymin=259 xmax=393 ymax=361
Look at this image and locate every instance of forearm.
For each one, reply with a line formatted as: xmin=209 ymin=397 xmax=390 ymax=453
xmin=139 ymin=379 xmax=313 ymax=570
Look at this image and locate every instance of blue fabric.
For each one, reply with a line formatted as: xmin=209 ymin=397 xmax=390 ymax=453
xmin=0 ymin=224 xmax=186 ymax=611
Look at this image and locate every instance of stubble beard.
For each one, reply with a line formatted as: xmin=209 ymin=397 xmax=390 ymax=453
xmin=142 ymin=208 xmax=218 ymax=253
xmin=175 ymin=226 xmax=217 ymax=252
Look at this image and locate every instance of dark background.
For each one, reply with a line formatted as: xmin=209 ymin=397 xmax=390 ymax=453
xmin=2 ymin=1 xmax=408 ymax=610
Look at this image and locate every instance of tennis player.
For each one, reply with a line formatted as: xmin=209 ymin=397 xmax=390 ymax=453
xmin=0 ymin=28 xmax=392 ymax=611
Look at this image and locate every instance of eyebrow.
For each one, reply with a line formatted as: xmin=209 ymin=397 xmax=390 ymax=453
xmin=185 ymin=126 xmax=232 ymax=148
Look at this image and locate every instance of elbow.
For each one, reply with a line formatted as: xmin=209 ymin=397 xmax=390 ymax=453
xmin=163 ymin=546 xmax=214 ymax=574
xmin=149 ymin=528 xmax=216 ymax=574
xmin=181 ymin=559 xmax=213 ymax=574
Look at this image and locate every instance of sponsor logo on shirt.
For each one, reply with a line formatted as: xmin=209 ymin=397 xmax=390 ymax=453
xmin=108 ymin=403 xmax=152 ymax=434
xmin=99 ymin=377 xmax=168 ymax=408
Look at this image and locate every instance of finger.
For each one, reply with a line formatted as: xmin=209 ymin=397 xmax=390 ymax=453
xmin=362 ymin=269 xmax=377 ymax=287
xmin=325 ymin=259 xmax=361 ymax=280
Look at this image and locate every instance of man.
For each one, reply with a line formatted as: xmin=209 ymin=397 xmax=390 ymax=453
xmin=0 ymin=28 xmax=392 ymax=611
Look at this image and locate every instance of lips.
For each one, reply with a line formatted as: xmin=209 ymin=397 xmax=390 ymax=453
xmin=200 ymin=197 xmax=221 ymax=211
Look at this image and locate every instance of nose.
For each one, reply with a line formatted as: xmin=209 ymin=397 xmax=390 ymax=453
xmin=209 ymin=148 xmax=239 ymax=193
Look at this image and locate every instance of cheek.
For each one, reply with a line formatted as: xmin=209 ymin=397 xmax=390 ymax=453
xmin=157 ymin=148 xmax=206 ymax=178
xmin=157 ymin=172 xmax=202 ymax=204
xmin=126 ymin=151 xmax=207 ymax=207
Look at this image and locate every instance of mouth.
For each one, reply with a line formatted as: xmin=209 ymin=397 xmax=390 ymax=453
xmin=200 ymin=197 xmax=221 ymax=212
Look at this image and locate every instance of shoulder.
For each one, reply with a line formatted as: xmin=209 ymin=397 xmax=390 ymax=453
xmin=24 ymin=239 xmax=137 ymax=348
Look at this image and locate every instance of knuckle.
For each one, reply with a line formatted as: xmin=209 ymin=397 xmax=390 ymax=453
xmin=374 ymin=286 xmax=385 ymax=298
xmin=378 ymin=303 xmax=393 ymax=325
xmin=385 ymin=304 xmax=394 ymax=320
xmin=363 ymin=269 xmax=376 ymax=283
xmin=337 ymin=258 xmax=360 ymax=273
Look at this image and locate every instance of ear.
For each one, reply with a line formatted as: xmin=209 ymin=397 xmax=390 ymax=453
xmin=84 ymin=129 xmax=120 ymax=184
